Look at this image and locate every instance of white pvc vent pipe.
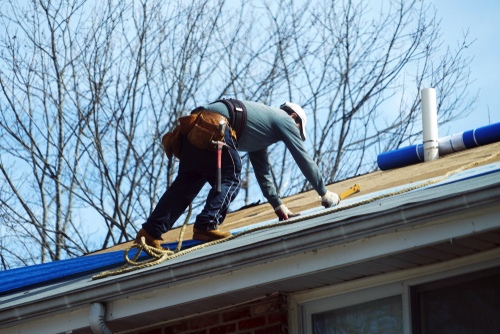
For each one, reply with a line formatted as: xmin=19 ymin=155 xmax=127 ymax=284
xmin=421 ymin=88 xmax=439 ymax=162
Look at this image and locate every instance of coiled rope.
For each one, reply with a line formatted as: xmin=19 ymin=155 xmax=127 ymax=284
xmin=92 ymin=151 xmax=500 ymax=280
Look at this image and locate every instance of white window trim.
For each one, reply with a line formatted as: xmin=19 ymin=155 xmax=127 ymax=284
xmin=289 ymin=247 xmax=500 ymax=334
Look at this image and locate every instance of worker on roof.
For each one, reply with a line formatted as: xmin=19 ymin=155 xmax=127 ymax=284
xmin=135 ymin=100 xmax=340 ymax=250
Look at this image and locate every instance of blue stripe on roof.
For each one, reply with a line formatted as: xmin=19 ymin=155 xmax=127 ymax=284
xmin=0 ymin=239 xmax=203 ymax=295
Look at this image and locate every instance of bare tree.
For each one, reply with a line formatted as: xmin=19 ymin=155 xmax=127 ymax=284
xmin=0 ymin=0 xmax=95 ymax=264
xmin=261 ymin=0 xmax=475 ymax=195
xmin=0 ymin=0 xmax=475 ymax=268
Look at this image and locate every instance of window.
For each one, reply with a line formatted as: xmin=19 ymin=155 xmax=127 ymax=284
xmin=295 ymin=265 xmax=500 ymax=334
xmin=312 ymin=295 xmax=403 ymax=334
xmin=300 ymin=283 xmax=405 ymax=334
xmin=411 ymin=268 xmax=500 ymax=334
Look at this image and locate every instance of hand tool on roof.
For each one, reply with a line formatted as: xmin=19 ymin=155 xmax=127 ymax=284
xmin=339 ymin=184 xmax=361 ymax=200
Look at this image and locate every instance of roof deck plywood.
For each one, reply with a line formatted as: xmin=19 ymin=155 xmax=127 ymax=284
xmin=91 ymin=141 xmax=500 ymax=254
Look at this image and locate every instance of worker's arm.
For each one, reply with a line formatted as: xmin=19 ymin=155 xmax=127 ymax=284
xmin=248 ymin=149 xmax=283 ymax=209
xmin=249 ymin=149 xmax=302 ymax=219
xmin=277 ymin=117 xmax=328 ymax=197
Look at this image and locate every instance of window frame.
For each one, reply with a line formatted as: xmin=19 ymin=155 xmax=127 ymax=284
xmin=410 ymin=266 xmax=500 ymax=334
xmin=289 ymin=248 xmax=500 ymax=334
xmin=301 ymin=283 xmax=405 ymax=334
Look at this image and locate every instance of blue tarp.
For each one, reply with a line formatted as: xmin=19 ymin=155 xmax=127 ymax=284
xmin=0 ymin=239 xmax=203 ymax=294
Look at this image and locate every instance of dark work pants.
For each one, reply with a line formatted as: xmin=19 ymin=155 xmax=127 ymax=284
xmin=142 ymin=126 xmax=242 ymax=239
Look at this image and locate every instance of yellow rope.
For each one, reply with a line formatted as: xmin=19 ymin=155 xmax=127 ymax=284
xmin=92 ymin=151 xmax=500 ymax=280
xmin=93 ymin=204 xmax=193 ymax=278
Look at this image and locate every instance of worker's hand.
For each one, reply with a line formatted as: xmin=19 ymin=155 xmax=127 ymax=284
xmin=321 ymin=191 xmax=340 ymax=208
xmin=274 ymin=204 xmax=301 ymax=221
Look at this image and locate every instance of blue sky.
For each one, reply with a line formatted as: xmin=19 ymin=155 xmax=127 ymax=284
xmin=431 ymin=0 xmax=500 ymax=134
xmin=102 ymin=0 xmax=500 ymax=239
xmin=3 ymin=0 xmax=498 ymax=255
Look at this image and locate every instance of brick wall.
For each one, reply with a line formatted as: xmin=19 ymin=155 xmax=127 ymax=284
xmin=133 ymin=293 xmax=288 ymax=334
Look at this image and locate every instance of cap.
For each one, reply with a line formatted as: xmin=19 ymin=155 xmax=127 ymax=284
xmin=280 ymin=102 xmax=307 ymax=141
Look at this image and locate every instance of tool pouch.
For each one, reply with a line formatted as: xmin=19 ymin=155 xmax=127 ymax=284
xmin=162 ymin=109 xmax=232 ymax=159
xmin=162 ymin=126 xmax=182 ymax=160
xmin=178 ymin=112 xmax=199 ymax=135
xmin=187 ymin=110 xmax=227 ymax=151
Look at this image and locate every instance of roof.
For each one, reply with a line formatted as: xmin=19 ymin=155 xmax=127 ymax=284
xmin=0 ymin=239 xmax=204 ymax=295
xmin=1 ymin=142 xmax=500 ymax=334
xmin=2 ymin=142 xmax=499 ymax=296
xmin=95 ymin=141 xmax=500 ymax=252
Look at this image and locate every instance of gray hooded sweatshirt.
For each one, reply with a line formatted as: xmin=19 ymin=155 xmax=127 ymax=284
xmin=204 ymin=100 xmax=327 ymax=208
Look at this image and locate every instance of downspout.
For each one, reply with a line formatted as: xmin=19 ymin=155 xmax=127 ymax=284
xmin=89 ymin=303 xmax=113 ymax=334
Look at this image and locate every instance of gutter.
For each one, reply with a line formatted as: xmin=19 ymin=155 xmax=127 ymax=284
xmin=1 ymin=173 xmax=500 ymax=329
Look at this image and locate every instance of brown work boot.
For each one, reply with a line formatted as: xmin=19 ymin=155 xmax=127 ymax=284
xmin=192 ymin=228 xmax=231 ymax=241
xmin=134 ymin=228 xmax=166 ymax=251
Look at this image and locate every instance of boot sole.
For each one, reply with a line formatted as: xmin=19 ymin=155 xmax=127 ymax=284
xmin=193 ymin=233 xmax=229 ymax=241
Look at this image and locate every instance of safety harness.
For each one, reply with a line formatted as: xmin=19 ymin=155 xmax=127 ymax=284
xmin=212 ymin=99 xmax=247 ymax=140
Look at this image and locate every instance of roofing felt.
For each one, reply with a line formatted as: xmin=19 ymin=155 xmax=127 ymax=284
xmin=1 ymin=145 xmax=499 ymax=299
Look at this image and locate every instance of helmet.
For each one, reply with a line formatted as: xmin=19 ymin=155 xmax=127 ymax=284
xmin=280 ymin=102 xmax=307 ymax=141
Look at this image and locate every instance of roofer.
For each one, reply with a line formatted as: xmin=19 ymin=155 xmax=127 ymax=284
xmin=135 ymin=100 xmax=340 ymax=250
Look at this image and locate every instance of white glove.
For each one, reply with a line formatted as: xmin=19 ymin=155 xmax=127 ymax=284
xmin=274 ymin=204 xmax=301 ymax=221
xmin=321 ymin=191 xmax=340 ymax=208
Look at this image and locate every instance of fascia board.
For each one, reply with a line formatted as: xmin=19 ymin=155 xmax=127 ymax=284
xmin=1 ymin=172 xmax=500 ymax=330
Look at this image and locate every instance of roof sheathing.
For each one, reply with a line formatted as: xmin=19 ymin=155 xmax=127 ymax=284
xmin=93 ymin=141 xmax=500 ymax=254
